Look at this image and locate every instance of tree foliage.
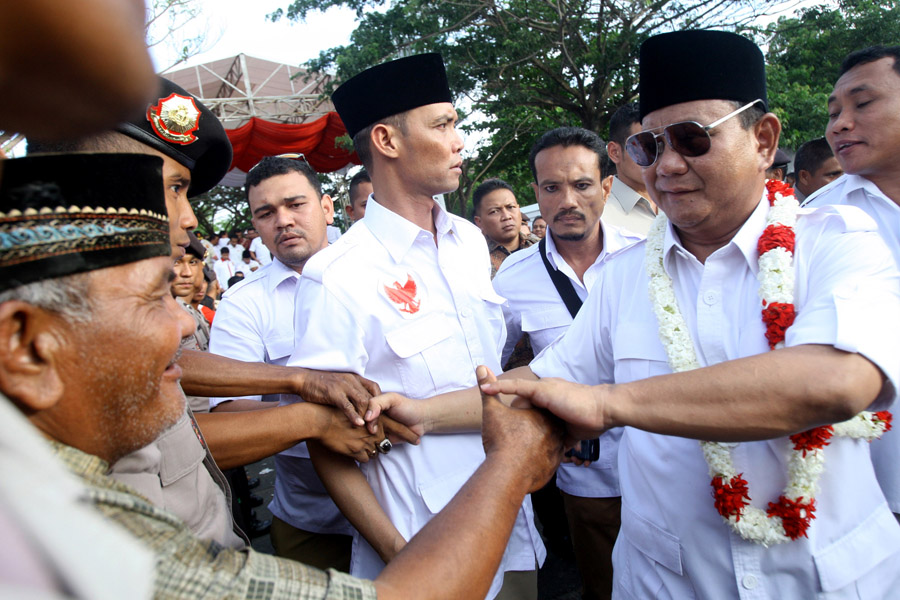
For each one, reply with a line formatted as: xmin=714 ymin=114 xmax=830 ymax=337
xmin=146 ymin=0 xmax=219 ymax=72
xmin=272 ymin=0 xmax=797 ymax=215
xmin=191 ymin=186 xmax=252 ymax=236
xmin=759 ymin=0 xmax=900 ymax=150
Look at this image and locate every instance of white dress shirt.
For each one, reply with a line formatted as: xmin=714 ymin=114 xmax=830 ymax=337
xmin=213 ymin=258 xmax=236 ymax=289
xmin=601 ymin=176 xmax=656 ymax=236
xmin=289 ymin=198 xmax=545 ymax=599
xmin=531 ymin=197 xmax=900 ymax=598
xmin=807 ymin=173 xmax=900 ymax=514
xmin=493 ymin=221 xmax=642 ymax=499
xmin=249 ymin=236 xmax=271 ymax=265
xmin=208 ymin=260 xmax=352 ymax=536
xmin=234 ymin=259 xmax=260 ymax=277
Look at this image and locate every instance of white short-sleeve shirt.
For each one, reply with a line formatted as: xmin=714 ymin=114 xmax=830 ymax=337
xmin=531 ymin=197 xmax=900 ymax=598
xmin=808 ymin=173 xmax=900 ymax=514
xmin=289 ymin=198 xmax=545 ymax=599
xmin=208 ymin=259 xmax=352 ymax=536
xmin=493 ymin=221 xmax=642 ymax=498
xmin=249 ymin=236 xmax=271 ymax=266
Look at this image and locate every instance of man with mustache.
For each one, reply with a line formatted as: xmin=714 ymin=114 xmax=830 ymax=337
xmin=491 ymin=127 xmax=641 ymax=599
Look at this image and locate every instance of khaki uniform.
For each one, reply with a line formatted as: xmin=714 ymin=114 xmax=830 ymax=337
xmin=178 ymin=300 xmax=211 ymax=414
xmin=110 ymin=404 xmax=247 ymax=549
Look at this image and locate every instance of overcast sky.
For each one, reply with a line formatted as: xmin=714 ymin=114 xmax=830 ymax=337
xmin=149 ymin=0 xmax=359 ymax=73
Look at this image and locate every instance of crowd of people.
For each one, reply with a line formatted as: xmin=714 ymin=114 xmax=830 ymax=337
xmin=2 ymin=11 xmax=900 ymax=600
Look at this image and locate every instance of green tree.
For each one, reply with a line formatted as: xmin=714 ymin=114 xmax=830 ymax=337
xmin=273 ymin=0 xmax=796 ymax=215
xmin=760 ymin=0 xmax=900 ymax=150
xmin=191 ymin=185 xmax=252 ymax=236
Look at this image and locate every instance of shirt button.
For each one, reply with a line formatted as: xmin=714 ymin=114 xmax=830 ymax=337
xmin=703 ymin=290 xmax=718 ymax=305
xmin=742 ymin=574 xmax=758 ymax=590
xmin=460 ymin=308 xmax=472 ymax=318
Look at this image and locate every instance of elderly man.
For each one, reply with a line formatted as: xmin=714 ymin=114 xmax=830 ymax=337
xmin=28 ymin=77 xmax=393 ymax=550
xmin=289 ymin=54 xmax=546 ymax=599
xmin=807 ymin=45 xmax=900 ymax=523
xmin=372 ymin=31 xmax=900 ymax=598
xmin=0 ymin=152 xmax=564 ymax=599
xmin=492 ymin=126 xmax=641 ymax=600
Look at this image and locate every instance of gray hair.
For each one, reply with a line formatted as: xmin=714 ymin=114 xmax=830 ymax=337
xmin=0 ymin=273 xmax=94 ymax=323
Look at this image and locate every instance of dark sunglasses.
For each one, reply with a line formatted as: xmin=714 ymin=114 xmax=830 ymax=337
xmin=625 ymin=99 xmax=763 ymax=167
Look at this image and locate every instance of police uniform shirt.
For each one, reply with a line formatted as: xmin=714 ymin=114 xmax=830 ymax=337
xmin=209 ymin=259 xmax=353 ymax=536
xmin=288 ymin=198 xmax=545 ymax=600
xmin=530 ymin=197 xmax=900 ymax=598
xmin=492 ymin=220 xmax=642 ymax=499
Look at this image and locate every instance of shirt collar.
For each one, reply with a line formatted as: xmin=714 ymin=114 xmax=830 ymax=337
xmin=265 ymin=257 xmax=300 ymax=293
xmin=610 ymin=176 xmax=649 ymax=214
xmin=49 ymin=440 xmax=110 ymax=479
xmin=544 ymin=221 xmax=618 ymax=271
xmin=840 ymin=173 xmax=899 ymax=209
xmin=364 ymin=197 xmax=459 ymax=263
xmin=663 ymin=193 xmax=769 ymax=275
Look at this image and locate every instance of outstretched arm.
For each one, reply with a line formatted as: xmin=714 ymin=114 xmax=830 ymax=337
xmin=374 ymin=365 xmax=564 ymax=599
xmin=483 ymin=345 xmax=886 ymax=442
xmin=180 ymin=349 xmax=379 ymax=426
xmin=308 ymin=442 xmax=407 ymax=564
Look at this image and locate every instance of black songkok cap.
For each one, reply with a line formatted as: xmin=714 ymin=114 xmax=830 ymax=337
xmin=0 ymin=153 xmax=170 ymax=292
xmin=332 ymin=53 xmax=453 ymax=139
xmin=638 ymin=30 xmax=768 ymax=120
xmin=117 ymin=76 xmax=233 ymax=197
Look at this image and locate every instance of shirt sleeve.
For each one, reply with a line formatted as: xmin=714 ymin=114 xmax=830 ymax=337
xmin=289 ymin=276 xmax=369 ymax=375
xmin=787 ymin=206 xmax=900 ymax=410
xmin=530 ymin=268 xmax=616 ymax=387
xmin=208 ymin=294 xmax=267 ymax=406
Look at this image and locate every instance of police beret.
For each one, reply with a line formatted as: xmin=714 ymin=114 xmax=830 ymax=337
xmin=771 ymin=148 xmax=791 ymax=169
xmin=332 ymin=53 xmax=453 ymax=139
xmin=639 ymin=30 xmax=768 ymax=120
xmin=117 ymin=77 xmax=232 ymax=197
xmin=186 ymin=230 xmax=206 ymax=260
xmin=0 ymin=153 xmax=170 ymax=292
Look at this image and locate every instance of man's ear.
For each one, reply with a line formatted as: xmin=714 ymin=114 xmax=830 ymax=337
xmin=607 ymin=140 xmax=623 ymax=165
xmin=797 ymin=169 xmax=812 ymax=190
xmin=754 ymin=113 xmax=781 ymax=173
xmin=473 ymin=214 xmax=482 ymax=228
xmin=370 ymin=123 xmax=401 ymax=160
xmin=0 ymin=301 xmax=64 ymax=413
xmin=601 ymin=175 xmax=614 ymax=201
xmin=320 ymin=193 xmax=335 ymax=226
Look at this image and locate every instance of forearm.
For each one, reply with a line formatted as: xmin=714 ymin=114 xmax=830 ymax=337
xmin=374 ymin=454 xmax=530 ymax=599
xmin=180 ymin=349 xmax=302 ymax=398
xmin=308 ymin=442 xmax=406 ymax=563
xmin=194 ymin=403 xmax=323 ymax=469
xmin=211 ymin=399 xmax=276 ymax=412
xmin=610 ymin=345 xmax=885 ymax=441
xmin=419 ymin=366 xmax=538 ymax=433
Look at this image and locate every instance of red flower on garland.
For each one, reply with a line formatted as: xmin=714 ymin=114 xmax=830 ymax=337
xmin=758 ymin=224 xmax=796 ymax=255
xmin=790 ymin=426 xmax=834 ymax=456
xmin=767 ymin=495 xmax=816 ymax=540
xmin=762 ymin=302 xmax=796 ymax=349
xmin=712 ymin=475 xmax=751 ymax=520
xmin=766 ymin=179 xmax=796 ymax=205
xmin=875 ymin=411 xmax=893 ymax=432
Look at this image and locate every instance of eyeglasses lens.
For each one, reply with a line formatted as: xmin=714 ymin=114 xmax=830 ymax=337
xmin=665 ymin=122 xmax=711 ymax=158
xmin=626 ymin=133 xmax=660 ymax=167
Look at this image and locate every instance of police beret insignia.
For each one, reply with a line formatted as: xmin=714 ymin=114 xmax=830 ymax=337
xmin=147 ymin=93 xmax=201 ymax=145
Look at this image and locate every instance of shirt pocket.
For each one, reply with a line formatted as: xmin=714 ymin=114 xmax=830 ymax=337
xmin=480 ymin=288 xmax=507 ymax=358
xmin=385 ymin=312 xmax=455 ymax=398
xmin=263 ymin=335 xmax=294 ymax=364
xmin=521 ymin=306 xmax=572 ymax=333
xmin=419 ymin=464 xmax=479 ymax=515
xmin=612 ymin=322 xmax=671 ymax=383
xmin=158 ymin=412 xmax=206 ymax=487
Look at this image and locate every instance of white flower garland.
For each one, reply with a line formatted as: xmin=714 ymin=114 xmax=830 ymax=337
xmin=645 ymin=184 xmax=890 ymax=546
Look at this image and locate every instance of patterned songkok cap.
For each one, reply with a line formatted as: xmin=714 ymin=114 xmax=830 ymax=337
xmin=0 ymin=153 xmax=170 ymax=292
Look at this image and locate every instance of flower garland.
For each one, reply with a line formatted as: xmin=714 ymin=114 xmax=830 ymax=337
xmin=645 ymin=179 xmax=892 ymax=547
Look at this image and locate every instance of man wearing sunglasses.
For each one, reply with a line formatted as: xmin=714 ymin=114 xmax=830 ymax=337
xmin=806 ymin=45 xmax=900 ymax=526
xmin=379 ymin=31 xmax=900 ymax=598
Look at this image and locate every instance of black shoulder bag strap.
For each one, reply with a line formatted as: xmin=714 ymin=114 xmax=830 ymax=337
xmin=538 ymin=237 xmax=582 ymax=319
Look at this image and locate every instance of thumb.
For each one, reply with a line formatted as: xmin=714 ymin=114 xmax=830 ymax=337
xmin=476 ymin=365 xmax=501 ymax=409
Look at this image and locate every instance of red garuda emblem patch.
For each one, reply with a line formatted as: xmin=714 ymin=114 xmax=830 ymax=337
xmin=383 ymin=273 xmax=420 ymax=314
xmin=147 ymin=93 xmax=201 ymax=145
